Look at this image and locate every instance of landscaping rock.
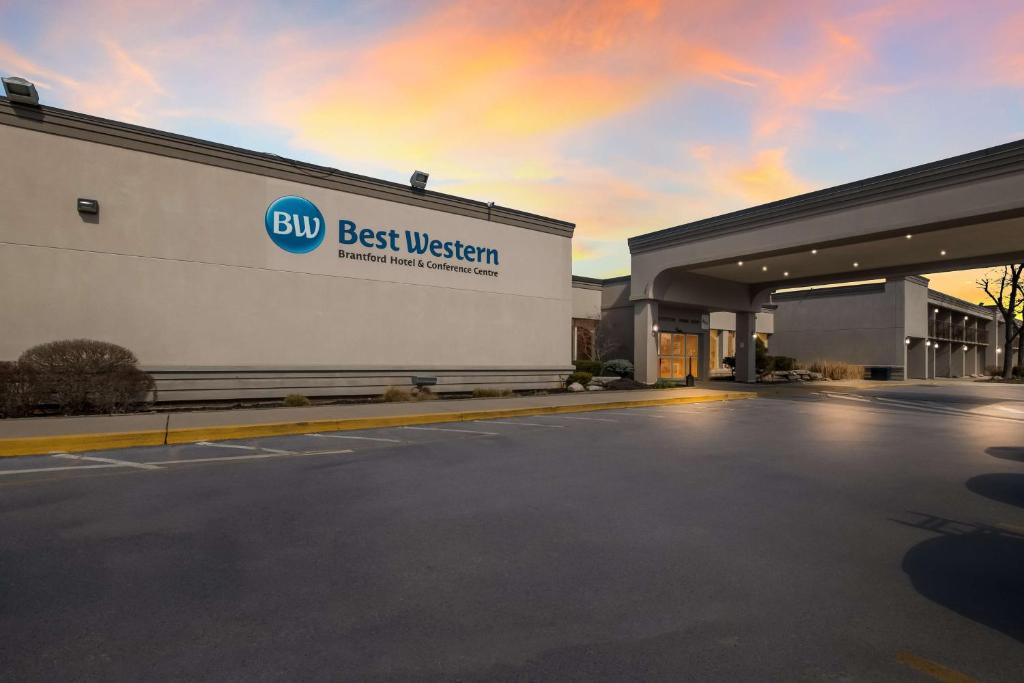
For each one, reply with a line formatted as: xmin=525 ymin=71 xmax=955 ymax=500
xmin=586 ymin=384 xmax=605 ymax=391
xmin=567 ymin=382 xmax=585 ymax=392
xmin=588 ymin=376 xmax=621 ymax=386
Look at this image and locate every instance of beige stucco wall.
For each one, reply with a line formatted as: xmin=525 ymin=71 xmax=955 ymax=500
xmin=0 ymin=124 xmax=572 ymax=376
xmin=571 ymin=285 xmax=602 ymax=320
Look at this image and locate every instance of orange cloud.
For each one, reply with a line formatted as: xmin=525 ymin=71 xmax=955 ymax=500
xmin=721 ymin=148 xmax=812 ymax=204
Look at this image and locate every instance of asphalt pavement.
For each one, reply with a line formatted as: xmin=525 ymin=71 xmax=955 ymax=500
xmin=1 ymin=386 xmax=1023 ymax=681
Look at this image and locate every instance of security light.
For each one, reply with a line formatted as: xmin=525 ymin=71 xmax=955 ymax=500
xmin=2 ymin=76 xmax=39 ymax=105
xmin=409 ymin=170 xmax=429 ymax=190
xmin=76 ymin=198 xmax=99 ymax=215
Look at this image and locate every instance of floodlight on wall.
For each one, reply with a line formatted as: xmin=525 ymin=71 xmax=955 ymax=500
xmin=2 ymin=76 xmax=39 ymax=105
xmin=76 ymin=198 xmax=99 ymax=214
xmin=410 ymin=170 xmax=429 ymax=190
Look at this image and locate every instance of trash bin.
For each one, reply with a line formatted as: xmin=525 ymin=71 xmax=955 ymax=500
xmin=685 ymin=373 xmax=695 ymax=387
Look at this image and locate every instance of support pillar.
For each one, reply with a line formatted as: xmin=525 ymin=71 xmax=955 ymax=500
xmin=633 ymin=300 xmax=659 ymax=385
xmin=698 ymin=332 xmax=711 ymax=380
xmin=735 ymin=312 xmax=757 ymax=383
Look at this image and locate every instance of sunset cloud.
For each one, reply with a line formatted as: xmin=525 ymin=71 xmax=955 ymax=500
xmin=1 ymin=0 xmax=1022 ymax=294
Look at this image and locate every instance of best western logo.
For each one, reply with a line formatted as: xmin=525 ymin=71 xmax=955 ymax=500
xmin=264 ymin=196 xmax=500 ymax=267
xmin=264 ymin=196 xmax=325 ymax=254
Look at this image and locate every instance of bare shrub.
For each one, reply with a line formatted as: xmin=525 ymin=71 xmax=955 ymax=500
xmin=801 ymin=360 xmax=866 ymax=381
xmin=283 ymin=394 xmax=312 ymax=407
xmin=382 ymin=387 xmax=411 ymax=402
xmin=0 ymin=361 xmax=39 ymax=418
xmin=18 ymin=339 xmax=155 ymax=414
xmin=471 ymin=388 xmax=513 ymax=398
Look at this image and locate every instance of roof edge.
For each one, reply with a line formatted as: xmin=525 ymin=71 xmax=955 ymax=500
xmin=0 ymin=97 xmax=575 ymax=238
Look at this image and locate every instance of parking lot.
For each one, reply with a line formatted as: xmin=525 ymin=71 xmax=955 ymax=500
xmin=2 ymin=387 xmax=1023 ymax=682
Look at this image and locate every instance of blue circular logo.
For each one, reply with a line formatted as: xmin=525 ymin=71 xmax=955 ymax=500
xmin=265 ymin=196 xmax=326 ymax=254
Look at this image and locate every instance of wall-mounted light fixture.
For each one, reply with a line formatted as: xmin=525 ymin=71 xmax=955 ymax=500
xmin=905 ymin=337 xmax=911 ymax=345
xmin=77 ymin=198 xmax=99 ymax=215
xmin=926 ymin=340 xmax=932 ymax=347
xmin=2 ymin=76 xmax=39 ymax=105
xmin=651 ymin=323 xmax=659 ymax=337
xmin=409 ymin=170 xmax=429 ymax=190
xmin=962 ymin=345 xmax=968 ymax=351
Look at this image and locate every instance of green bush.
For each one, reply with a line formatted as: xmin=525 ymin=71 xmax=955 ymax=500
xmin=573 ymin=360 xmax=603 ymax=375
xmin=18 ymin=339 xmax=154 ymax=415
xmin=382 ymin=387 xmax=412 ymax=402
xmin=566 ymin=371 xmax=592 ymax=387
xmin=283 ymin=393 xmax=312 ymax=407
xmin=653 ymin=378 xmax=679 ymax=388
xmin=601 ymin=359 xmax=634 ymax=378
xmin=472 ymin=388 xmax=514 ymax=398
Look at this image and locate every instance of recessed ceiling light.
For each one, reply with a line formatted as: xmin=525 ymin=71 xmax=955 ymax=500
xmin=906 ymin=234 xmax=912 ymax=239
xmin=811 ymin=249 xmax=818 ymax=254
xmin=761 ymin=265 xmax=768 ymax=271
xmin=783 ymin=271 xmax=789 ymax=277
xmin=940 ymin=250 xmax=947 ymax=256
xmin=737 ymin=261 xmax=743 ymax=266
xmin=852 ymin=262 xmax=859 ymax=267
xmin=934 ymin=308 xmax=939 ymax=314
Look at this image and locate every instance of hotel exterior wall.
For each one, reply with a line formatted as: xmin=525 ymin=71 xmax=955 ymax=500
xmin=0 ymin=119 xmax=573 ymax=400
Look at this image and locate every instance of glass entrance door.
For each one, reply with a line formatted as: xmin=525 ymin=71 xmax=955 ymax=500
xmin=658 ymin=332 xmax=699 ymax=379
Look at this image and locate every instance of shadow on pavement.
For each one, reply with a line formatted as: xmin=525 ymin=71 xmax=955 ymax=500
xmin=986 ymin=446 xmax=1024 ymax=463
xmin=896 ymin=511 xmax=1024 ymax=644
xmin=966 ymin=473 xmax=1024 ymax=508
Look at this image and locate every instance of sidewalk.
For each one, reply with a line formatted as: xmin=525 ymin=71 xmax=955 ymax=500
xmin=0 ymin=387 xmax=755 ymax=457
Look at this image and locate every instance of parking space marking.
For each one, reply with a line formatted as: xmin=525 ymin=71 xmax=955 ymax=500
xmin=402 ymin=426 xmax=499 ymax=436
xmin=599 ymin=411 xmax=667 ymax=418
xmin=549 ymin=415 xmax=618 ymax=423
xmin=311 ymin=433 xmax=403 ymax=443
xmin=195 ymin=441 xmax=294 ymax=455
xmin=471 ymin=421 xmax=565 ymax=428
xmin=0 ymin=463 xmax=121 ymax=476
xmin=52 ymin=452 xmax=161 ymax=470
xmin=151 ymin=449 xmax=353 ymax=466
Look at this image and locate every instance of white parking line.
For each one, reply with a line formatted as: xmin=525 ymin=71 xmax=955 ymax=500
xmin=310 ymin=433 xmax=404 ymax=443
xmin=996 ymin=405 xmax=1024 ymax=414
xmin=194 ymin=441 xmax=293 ymax=455
xmin=823 ymin=393 xmax=872 ymax=403
xmin=599 ymin=411 xmax=667 ymax=418
xmin=549 ymin=415 xmax=618 ymax=422
xmin=402 ymin=426 xmax=498 ymax=436
xmin=0 ymin=464 xmax=121 ymax=476
xmin=150 ymin=449 xmax=353 ymax=465
xmin=471 ymin=421 xmax=566 ymax=428
xmin=52 ymin=452 xmax=161 ymax=470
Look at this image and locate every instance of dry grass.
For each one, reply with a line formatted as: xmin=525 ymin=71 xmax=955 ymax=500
xmin=800 ymin=360 xmax=865 ymax=380
xmin=471 ymin=388 xmax=514 ymax=398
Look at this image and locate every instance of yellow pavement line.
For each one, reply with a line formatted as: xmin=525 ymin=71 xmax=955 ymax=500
xmin=0 ymin=391 xmax=754 ymax=457
xmin=896 ymin=652 xmax=980 ymax=683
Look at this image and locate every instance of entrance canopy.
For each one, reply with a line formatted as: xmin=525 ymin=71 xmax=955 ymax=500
xmin=627 ymin=138 xmax=1024 ymax=382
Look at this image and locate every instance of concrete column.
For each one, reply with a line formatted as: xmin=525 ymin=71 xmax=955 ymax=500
xmin=633 ymin=300 xmax=659 ymax=385
xmin=698 ymin=332 xmax=711 ymax=380
xmin=907 ymin=339 xmax=927 ymax=379
xmin=735 ymin=312 xmax=757 ymax=383
xmin=951 ymin=343 xmax=965 ymax=377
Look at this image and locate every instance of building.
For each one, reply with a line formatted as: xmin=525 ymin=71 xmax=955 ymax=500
xmin=0 ymin=98 xmax=575 ymax=402
xmin=769 ymin=277 xmax=1012 ymax=379
xmin=571 ymin=275 xmax=773 ymax=378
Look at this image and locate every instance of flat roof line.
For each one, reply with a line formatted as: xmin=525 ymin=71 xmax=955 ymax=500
xmin=629 ymin=136 xmax=1024 ymax=253
xmin=0 ymin=97 xmax=575 ymax=237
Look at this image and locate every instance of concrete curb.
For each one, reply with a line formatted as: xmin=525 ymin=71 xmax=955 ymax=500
xmin=0 ymin=391 xmax=755 ymax=457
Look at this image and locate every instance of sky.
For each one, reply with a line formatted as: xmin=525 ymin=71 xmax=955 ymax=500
xmin=2 ymin=0 xmax=1023 ymax=303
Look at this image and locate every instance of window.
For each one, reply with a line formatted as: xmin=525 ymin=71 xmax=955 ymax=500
xmin=658 ymin=332 xmax=701 ymax=379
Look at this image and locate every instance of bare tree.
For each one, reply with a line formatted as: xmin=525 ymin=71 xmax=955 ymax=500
xmin=978 ymin=265 xmax=1024 ymax=379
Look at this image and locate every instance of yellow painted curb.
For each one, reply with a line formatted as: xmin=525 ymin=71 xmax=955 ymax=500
xmin=0 ymin=391 xmax=755 ymax=457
